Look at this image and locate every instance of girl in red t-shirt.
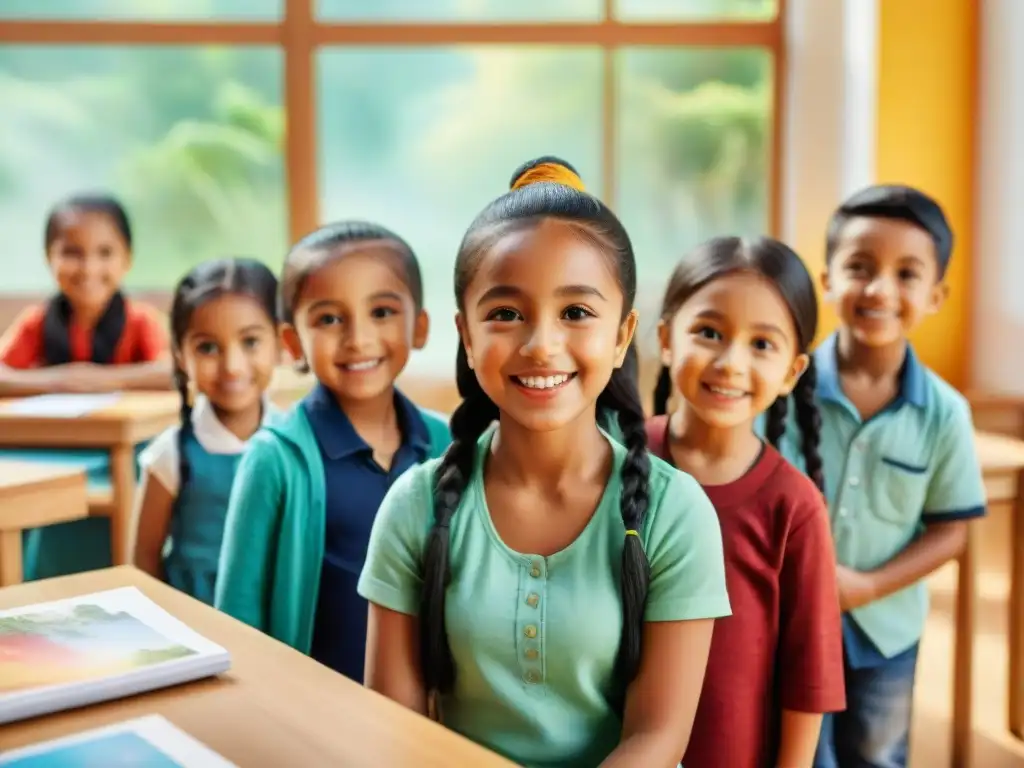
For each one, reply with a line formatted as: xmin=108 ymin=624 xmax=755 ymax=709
xmin=0 ymin=193 xmax=171 ymax=396
xmin=647 ymin=236 xmax=845 ymax=768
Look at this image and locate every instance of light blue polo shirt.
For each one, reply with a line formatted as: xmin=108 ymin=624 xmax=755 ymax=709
xmin=778 ymin=333 xmax=986 ymax=662
xmin=358 ymin=424 xmax=731 ymax=768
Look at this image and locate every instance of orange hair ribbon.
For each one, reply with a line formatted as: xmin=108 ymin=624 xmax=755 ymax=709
xmin=511 ymin=162 xmax=587 ymax=193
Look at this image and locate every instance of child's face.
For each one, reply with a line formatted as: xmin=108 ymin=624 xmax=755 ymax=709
xmin=178 ymin=294 xmax=279 ymax=415
xmin=457 ymin=218 xmax=637 ymax=434
xmin=824 ymin=216 xmax=947 ymax=349
xmin=47 ymin=210 xmax=132 ymax=316
xmin=658 ymin=271 xmax=808 ymax=431
xmin=283 ymin=249 xmax=428 ymax=404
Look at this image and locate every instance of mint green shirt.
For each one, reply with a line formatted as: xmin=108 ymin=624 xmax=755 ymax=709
xmin=779 ymin=334 xmax=986 ymax=658
xmin=358 ymin=426 xmax=731 ymax=768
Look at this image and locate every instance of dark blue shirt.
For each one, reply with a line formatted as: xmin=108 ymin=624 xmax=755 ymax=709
xmin=304 ymin=383 xmax=431 ymax=682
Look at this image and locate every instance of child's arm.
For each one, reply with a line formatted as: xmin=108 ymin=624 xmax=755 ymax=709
xmin=600 ymin=619 xmax=716 ymax=768
xmin=0 ymin=308 xmax=66 ymax=396
xmin=359 ymin=465 xmax=435 ymax=714
xmin=837 ymin=522 xmax=967 ymax=610
xmin=62 ymin=359 xmax=174 ymax=392
xmin=0 ymin=360 xmax=173 ymax=395
xmin=133 ymin=469 xmax=175 ymax=579
xmin=777 ymin=491 xmax=846 ymax=766
xmin=0 ymin=364 xmax=76 ymax=396
xmin=131 ymin=429 xmax=181 ymax=579
xmin=365 ymin=604 xmax=428 ymax=715
xmin=214 ymin=433 xmax=285 ymax=632
xmin=600 ymin=473 xmax=731 ymax=767
xmin=839 ymin=401 xmax=986 ymax=609
xmin=777 ymin=712 xmax=823 ymax=768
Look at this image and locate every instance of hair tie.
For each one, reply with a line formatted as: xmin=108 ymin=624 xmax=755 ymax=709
xmin=625 ymin=529 xmax=639 ymax=537
xmin=511 ymin=162 xmax=586 ymax=193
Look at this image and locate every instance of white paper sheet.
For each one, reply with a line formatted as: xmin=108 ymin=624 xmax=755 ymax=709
xmin=2 ymin=392 xmax=123 ymax=418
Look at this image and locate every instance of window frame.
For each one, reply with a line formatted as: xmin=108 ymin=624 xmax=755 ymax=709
xmin=0 ymin=0 xmax=786 ymax=300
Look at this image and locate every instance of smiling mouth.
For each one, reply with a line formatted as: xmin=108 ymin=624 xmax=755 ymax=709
xmin=701 ymin=382 xmax=749 ymax=400
xmin=340 ymin=358 xmax=384 ymax=372
xmin=855 ymin=307 xmax=897 ymax=320
xmin=512 ymin=372 xmax=577 ymax=391
xmin=218 ymin=380 xmax=252 ymax=393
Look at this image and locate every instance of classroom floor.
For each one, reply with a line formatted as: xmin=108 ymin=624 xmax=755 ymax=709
xmin=912 ymin=505 xmax=1024 ymax=767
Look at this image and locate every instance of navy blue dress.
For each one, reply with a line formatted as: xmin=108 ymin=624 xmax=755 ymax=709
xmin=303 ymin=383 xmax=431 ymax=682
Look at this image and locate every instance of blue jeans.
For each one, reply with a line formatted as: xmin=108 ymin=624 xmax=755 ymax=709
xmin=813 ymin=643 xmax=919 ymax=768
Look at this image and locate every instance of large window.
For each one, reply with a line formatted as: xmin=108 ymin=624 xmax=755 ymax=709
xmin=0 ymin=0 xmax=783 ymax=381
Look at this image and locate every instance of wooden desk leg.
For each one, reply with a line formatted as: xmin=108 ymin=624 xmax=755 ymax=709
xmin=1009 ymin=468 xmax=1024 ymax=738
xmin=108 ymin=443 xmax=136 ymax=567
xmin=952 ymin=523 xmax=976 ymax=768
xmin=0 ymin=529 xmax=23 ymax=587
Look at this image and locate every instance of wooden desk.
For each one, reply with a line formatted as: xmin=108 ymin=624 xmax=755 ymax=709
xmin=967 ymin=390 xmax=1024 ymax=440
xmin=0 ymin=461 xmax=88 ymax=586
xmin=972 ymin=431 xmax=1024 ymax=742
xmin=0 ymin=393 xmax=180 ymax=566
xmin=0 ymin=567 xmax=513 ymax=767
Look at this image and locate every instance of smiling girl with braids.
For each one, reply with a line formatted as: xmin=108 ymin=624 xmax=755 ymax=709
xmin=133 ymin=258 xmax=280 ymax=605
xmin=358 ymin=157 xmax=730 ymax=768
xmin=646 ymin=236 xmax=845 ymax=768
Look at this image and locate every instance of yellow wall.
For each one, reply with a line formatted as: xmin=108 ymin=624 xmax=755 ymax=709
xmin=873 ymin=0 xmax=978 ymax=388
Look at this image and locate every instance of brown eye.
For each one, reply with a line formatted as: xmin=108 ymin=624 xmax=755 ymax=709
xmin=562 ymin=305 xmax=593 ymax=321
xmin=486 ymin=307 xmax=520 ymax=322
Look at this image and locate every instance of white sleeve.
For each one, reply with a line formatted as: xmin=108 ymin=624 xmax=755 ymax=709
xmin=138 ymin=426 xmax=181 ymax=496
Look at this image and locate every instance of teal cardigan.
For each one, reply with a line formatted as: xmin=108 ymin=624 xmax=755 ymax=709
xmin=213 ymin=401 xmax=451 ymax=653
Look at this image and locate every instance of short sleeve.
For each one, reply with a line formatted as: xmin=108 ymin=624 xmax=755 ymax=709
xmin=922 ymin=399 xmax=987 ymax=522
xmin=0 ymin=307 xmax=44 ymax=369
xmin=137 ymin=426 xmax=181 ymax=495
xmin=357 ymin=460 xmax=436 ymax=615
xmin=778 ymin=491 xmax=846 ymax=712
xmin=131 ymin=302 xmax=171 ymax=362
xmin=643 ymin=470 xmax=732 ymax=622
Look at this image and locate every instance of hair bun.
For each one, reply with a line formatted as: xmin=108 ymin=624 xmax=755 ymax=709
xmin=509 ymin=155 xmax=586 ymax=193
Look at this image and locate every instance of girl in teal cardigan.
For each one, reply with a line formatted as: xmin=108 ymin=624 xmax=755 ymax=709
xmin=214 ymin=221 xmax=450 ymax=681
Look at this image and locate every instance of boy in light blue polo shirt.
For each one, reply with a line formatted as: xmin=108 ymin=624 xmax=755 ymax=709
xmin=780 ymin=185 xmax=986 ymax=768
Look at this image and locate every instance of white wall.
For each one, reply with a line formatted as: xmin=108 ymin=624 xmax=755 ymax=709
xmin=973 ymin=0 xmax=1024 ymax=394
xmin=783 ymin=0 xmax=877 ymax=261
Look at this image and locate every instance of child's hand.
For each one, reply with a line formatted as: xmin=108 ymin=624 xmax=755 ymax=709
xmin=57 ymin=363 xmax=116 ymax=393
xmin=836 ymin=565 xmax=877 ymax=611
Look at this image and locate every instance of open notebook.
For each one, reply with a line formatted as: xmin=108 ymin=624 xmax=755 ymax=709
xmin=0 ymin=714 xmax=236 ymax=767
xmin=0 ymin=587 xmax=230 ymax=725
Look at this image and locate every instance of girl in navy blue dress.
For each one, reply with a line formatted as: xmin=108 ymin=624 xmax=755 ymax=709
xmin=133 ymin=258 xmax=280 ymax=604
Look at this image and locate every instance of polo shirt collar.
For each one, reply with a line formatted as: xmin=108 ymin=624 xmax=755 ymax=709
xmin=814 ymin=332 xmax=927 ymax=410
xmin=303 ymin=382 xmax=431 ymax=461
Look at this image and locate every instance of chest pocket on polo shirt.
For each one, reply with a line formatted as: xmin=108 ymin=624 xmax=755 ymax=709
xmin=873 ymin=455 xmax=931 ymax=525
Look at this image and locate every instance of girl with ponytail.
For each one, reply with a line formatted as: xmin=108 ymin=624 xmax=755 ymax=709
xmin=646 ymin=236 xmax=845 ymax=767
xmin=358 ymin=157 xmax=730 ymax=768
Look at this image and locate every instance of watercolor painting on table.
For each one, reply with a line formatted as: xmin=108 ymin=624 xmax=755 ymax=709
xmin=1 ymin=731 xmax=184 ymax=768
xmin=0 ymin=715 xmax=237 ymax=768
xmin=0 ymin=601 xmax=196 ymax=693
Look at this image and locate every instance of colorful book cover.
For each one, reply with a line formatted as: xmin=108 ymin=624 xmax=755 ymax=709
xmin=0 ymin=714 xmax=237 ymax=767
xmin=0 ymin=587 xmax=230 ymax=724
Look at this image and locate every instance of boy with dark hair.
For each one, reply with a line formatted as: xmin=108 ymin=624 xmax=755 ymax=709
xmin=786 ymin=184 xmax=986 ymax=768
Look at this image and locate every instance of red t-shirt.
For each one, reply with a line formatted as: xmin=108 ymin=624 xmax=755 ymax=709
xmin=0 ymin=300 xmax=169 ymax=369
xmin=645 ymin=415 xmax=846 ymax=768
